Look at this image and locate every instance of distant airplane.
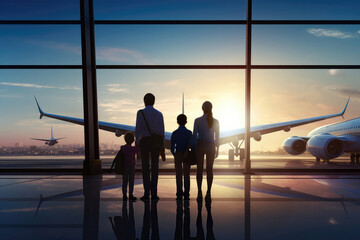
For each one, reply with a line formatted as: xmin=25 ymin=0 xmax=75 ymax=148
xmin=34 ymin=96 xmax=348 ymax=160
xmin=283 ymin=98 xmax=360 ymax=162
xmin=30 ymin=126 xmax=65 ymax=146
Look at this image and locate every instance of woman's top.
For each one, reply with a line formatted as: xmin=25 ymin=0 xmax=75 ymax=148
xmin=193 ymin=114 xmax=219 ymax=145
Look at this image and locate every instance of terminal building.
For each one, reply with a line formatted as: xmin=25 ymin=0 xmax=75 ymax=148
xmin=1 ymin=0 xmax=360 ymax=239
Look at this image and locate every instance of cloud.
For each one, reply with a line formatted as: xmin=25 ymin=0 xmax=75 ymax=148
xmin=165 ymin=79 xmax=181 ymax=86
xmin=325 ymin=85 xmax=360 ymax=99
xmin=307 ymin=28 xmax=354 ymax=39
xmin=358 ymin=30 xmax=360 ymax=34
xmin=28 ymin=40 xmax=81 ymax=54
xmin=97 ymin=47 xmax=151 ymax=64
xmin=329 ymin=69 xmax=339 ymax=76
xmin=0 ymin=82 xmax=81 ymax=91
xmin=105 ymin=84 xmax=129 ymax=93
xmin=99 ymin=99 xmax=141 ymax=114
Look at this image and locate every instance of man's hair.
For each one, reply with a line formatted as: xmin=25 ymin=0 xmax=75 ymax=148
xmin=144 ymin=93 xmax=155 ymax=106
xmin=177 ymin=114 xmax=187 ymax=126
xmin=124 ymin=132 xmax=134 ymax=145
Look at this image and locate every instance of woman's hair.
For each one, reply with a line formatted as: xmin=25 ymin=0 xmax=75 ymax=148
xmin=202 ymin=101 xmax=213 ymax=128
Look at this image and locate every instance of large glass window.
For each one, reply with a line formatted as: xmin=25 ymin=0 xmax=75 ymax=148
xmin=97 ymin=69 xmax=245 ymax=170
xmin=251 ymin=69 xmax=360 ymax=169
xmin=94 ymin=0 xmax=246 ymax=20
xmin=0 ymin=0 xmax=80 ymax=20
xmin=0 ymin=70 xmax=84 ymax=169
xmin=253 ymin=0 xmax=360 ymax=20
xmin=95 ymin=25 xmax=245 ymax=65
xmin=0 ymin=26 xmax=81 ymax=65
xmin=252 ymin=25 xmax=360 ymax=65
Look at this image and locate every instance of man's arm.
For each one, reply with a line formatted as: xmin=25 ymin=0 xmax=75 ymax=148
xmin=135 ymin=110 xmax=141 ymax=143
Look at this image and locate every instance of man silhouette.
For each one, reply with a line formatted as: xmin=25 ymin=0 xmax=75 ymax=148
xmin=135 ymin=93 xmax=165 ymax=200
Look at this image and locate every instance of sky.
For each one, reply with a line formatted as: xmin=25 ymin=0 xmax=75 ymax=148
xmin=0 ymin=0 xmax=360 ymax=154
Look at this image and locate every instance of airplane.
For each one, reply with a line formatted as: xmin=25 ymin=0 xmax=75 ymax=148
xmin=30 ymin=126 xmax=65 ymax=146
xmin=283 ymin=99 xmax=360 ymax=163
xmin=34 ymin=96 xmax=349 ymax=161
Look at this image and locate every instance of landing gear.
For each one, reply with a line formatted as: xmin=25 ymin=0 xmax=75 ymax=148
xmin=351 ymin=153 xmax=355 ymax=164
xmin=229 ymin=149 xmax=234 ymax=162
xmin=228 ymin=140 xmax=245 ymax=161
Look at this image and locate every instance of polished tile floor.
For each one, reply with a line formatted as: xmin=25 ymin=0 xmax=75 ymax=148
xmin=1 ymin=174 xmax=360 ymax=239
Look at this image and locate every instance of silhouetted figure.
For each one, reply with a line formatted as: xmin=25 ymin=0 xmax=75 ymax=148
xmin=109 ymin=201 xmax=136 ymax=240
xmin=136 ymin=93 xmax=165 ymax=200
xmin=121 ymin=132 xmax=139 ymax=201
xmin=171 ymin=114 xmax=193 ymax=200
xmin=195 ymin=200 xmax=216 ymax=240
xmin=141 ymin=200 xmax=160 ymax=240
xmin=193 ymin=101 xmax=219 ymax=202
xmin=174 ymin=200 xmax=191 ymax=240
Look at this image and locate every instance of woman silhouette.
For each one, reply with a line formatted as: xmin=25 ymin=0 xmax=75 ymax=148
xmin=193 ymin=101 xmax=219 ymax=202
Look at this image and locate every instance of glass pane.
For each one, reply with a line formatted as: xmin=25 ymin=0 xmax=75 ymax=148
xmin=251 ymin=69 xmax=360 ymax=169
xmin=0 ymin=70 xmax=84 ymax=169
xmin=94 ymin=0 xmax=246 ymax=20
xmin=0 ymin=25 xmax=81 ymax=65
xmin=253 ymin=25 xmax=360 ymax=65
xmin=0 ymin=0 xmax=80 ymax=20
xmin=253 ymin=0 xmax=360 ymax=20
xmin=97 ymin=69 xmax=245 ymax=170
xmin=95 ymin=25 xmax=245 ymax=65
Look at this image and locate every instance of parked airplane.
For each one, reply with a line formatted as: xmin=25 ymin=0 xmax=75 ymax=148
xmin=34 ymin=96 xmax=349 ymax=160
xmin=30 ymin=126 xmax=65 ymax=146
xmin=283 ymin=99 xmax=360 ymax=162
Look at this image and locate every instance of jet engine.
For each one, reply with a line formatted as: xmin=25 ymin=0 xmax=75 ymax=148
xmin=307 ymin=134 xmax=344 ymax=160
xmin=283 ymin=136 xmax=307 ymax=155
xmin=115 ymin=129 xmax=124 ymax=137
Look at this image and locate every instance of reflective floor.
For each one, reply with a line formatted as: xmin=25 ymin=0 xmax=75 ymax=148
xmin=1 ymin=174 xmax=360 ymax=239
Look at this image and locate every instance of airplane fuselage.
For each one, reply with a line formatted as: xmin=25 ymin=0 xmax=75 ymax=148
xmin=46 ymin=140 xmax=58 ymax=146
xmin=308 ymin=118 xmax=360 ymax=153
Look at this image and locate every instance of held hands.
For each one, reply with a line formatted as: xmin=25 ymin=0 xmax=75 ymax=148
xmin=215 ymin=146 xmax=219 ymax=159
xmin=160 ymin=148 xmax=166 ymax=161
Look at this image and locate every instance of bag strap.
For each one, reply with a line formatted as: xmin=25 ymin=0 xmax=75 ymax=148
xmin=140 ymin=110 xmax=153 ymax=135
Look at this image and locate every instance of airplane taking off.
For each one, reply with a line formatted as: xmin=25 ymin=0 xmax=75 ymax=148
xmin=30 ymin=126 xmax=65 ymax=146
xmin=283 ymin=98 xmax=360 ymax=162
xmin=34 ymin=96 xmax=349 ymax=161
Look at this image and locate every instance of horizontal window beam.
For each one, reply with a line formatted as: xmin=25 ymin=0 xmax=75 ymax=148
xmin=94 ymin=20 xmax=246 ymax=24
xmin=1 ymin=65 xmax=359 ymax=70
xmin=0 ymin=20 xmax=81 ymax=24
xmin=252 ymin=20 xmax=360 ymax=25
xmin=252 ymin=65 xmax=360 ymax=69
xmin=96 ymin=65 xmax=246 ymax=69
xmin=0 ymin=65 xmax=83 ymax=69
xmin=1 ymin=20 xmax=359 ymax=25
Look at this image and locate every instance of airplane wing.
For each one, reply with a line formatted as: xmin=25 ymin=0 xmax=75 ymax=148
xmin=35 ymin=97 xmax=172 ymax=149
xmin=53 ymin=137 xmax=66 ymax=140
xmin=30 ymin=138 xmax=50 ymax=141
xmin=219 ymin=98 xmax=350 ymax=144
xmin=35 ymin=96 xmax=349 ymax=147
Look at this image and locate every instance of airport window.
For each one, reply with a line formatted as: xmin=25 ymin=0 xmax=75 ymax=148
xmin=0 ymin=0 xmax=360 ymax=172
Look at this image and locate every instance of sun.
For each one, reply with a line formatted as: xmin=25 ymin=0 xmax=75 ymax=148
xmin=216 ymin=103 xmax=245 ymax=131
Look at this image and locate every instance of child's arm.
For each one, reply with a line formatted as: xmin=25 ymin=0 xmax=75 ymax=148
xmin=170 ymin=132 xmax=176 ymax=155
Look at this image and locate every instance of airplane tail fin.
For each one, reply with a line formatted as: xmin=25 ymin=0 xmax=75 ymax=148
xmin=34 ymin=96 xmax=45 ymax=119
xmin=51 ymin=126 xmax=54 ymax=140
xmin=182 ymin=92 xmax=184 ymax=114
xmin=340 ymin=97 xmax=350 ymax=119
